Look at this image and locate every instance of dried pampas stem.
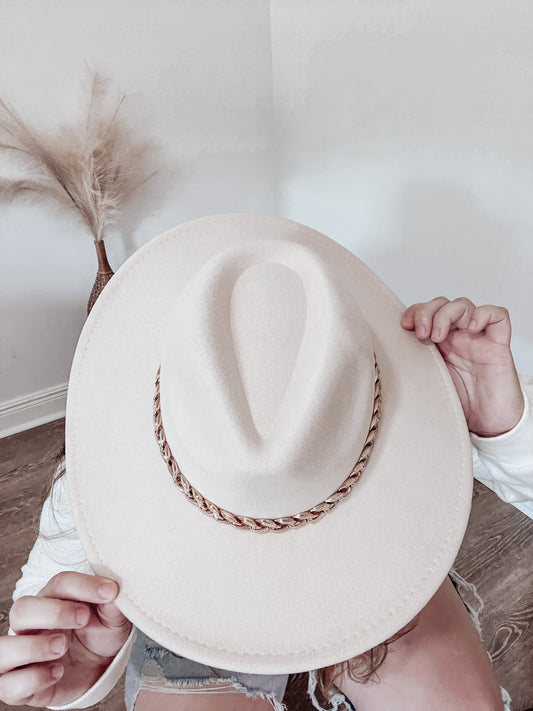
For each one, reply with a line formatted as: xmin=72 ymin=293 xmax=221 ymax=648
xmin=0 ymin=65 xmax=158 ymax=313
xmin=87 ymin=240 xmax=115 ymax=314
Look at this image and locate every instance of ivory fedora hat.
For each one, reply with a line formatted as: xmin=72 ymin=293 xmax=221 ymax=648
xmin=65 ymin=213 xmax=472 ymax=674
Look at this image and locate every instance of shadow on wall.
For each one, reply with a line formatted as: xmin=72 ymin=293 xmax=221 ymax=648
xmin=361 ymin=180 xmax=532 ymax=374
xmin=369 ymin=181 xmax=530 ymax=306
xmin=113 ymin=153 xmax=180 ymax=264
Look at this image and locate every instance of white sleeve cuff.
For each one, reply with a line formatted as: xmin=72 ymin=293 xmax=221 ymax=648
xmin=47 ymin=627 xmax=136 ymax=709
xmin=471 ymin=377 xmax=533 ymax=503
xmin=470 ymin=383 xmax=532 ymax=464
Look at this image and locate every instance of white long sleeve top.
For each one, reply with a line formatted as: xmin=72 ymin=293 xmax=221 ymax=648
xmin=11 ymin=375 xmax=533 ymax=709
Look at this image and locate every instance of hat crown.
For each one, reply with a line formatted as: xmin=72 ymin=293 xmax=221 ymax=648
xmin=159 ymin=239 xmax=375 ymax=518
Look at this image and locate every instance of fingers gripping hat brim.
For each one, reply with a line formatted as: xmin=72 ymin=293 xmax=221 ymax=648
xmin=65 ymin=213 xmax=472 ymax=674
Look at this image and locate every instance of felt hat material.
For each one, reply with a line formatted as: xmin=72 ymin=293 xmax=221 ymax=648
xmin=65 ymin=213 xmax=472 ymax=674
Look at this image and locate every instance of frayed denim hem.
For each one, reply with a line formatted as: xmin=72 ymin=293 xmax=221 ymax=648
xmin=306 ymin=669 xmax=355 ymax=711
xmin=129 ymin=677 xmax=287 ymax=711
xmin=125 ymin=630 xmax=288 ymax=711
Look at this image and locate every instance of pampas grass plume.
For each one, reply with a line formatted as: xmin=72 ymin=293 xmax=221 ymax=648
xmin=0 ymin=64 xmax=157 ymax=241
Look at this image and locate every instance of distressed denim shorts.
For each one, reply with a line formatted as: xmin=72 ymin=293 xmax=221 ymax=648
xmin=124 ymin=629 xmax=355 ymax=711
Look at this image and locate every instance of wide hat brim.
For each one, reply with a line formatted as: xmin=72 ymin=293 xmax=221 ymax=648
xmin=66 ymin=213 xmax=472 ymax=674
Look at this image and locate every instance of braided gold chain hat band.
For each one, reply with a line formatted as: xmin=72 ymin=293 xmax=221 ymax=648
xmin=153 ymin=357 xmax=382 ymax=532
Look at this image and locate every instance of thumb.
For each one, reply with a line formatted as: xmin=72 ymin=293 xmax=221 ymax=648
xmin=96 ymin=601 xmax=131 ymax=631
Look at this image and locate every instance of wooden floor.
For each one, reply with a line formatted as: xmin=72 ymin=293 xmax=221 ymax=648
xmin=1 ymin=419 xmax=532 ymax=711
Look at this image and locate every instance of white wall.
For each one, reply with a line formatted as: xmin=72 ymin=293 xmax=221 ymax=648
xmin=270 ymin=0 xmax=533 ymax=375
xmin=2 ymin=0 xmax=533 ymax=436
xmin=0 ymin=0 xmax=276 ymax=435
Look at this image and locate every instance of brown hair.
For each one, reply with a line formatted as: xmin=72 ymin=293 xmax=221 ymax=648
xmin=313 ymin=617 xmax=418 ymax=702
xmin=47 ymin=442 xmax=66 ymax=493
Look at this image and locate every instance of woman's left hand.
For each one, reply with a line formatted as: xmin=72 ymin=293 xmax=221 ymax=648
xmin=401 ymin=297 xmax=524 ymax=437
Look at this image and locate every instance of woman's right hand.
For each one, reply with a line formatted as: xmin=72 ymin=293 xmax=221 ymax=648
xmin=0 ymin=572 xmax=132 ymax=707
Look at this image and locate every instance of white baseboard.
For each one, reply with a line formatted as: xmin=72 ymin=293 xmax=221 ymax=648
xmin=0 ymin=383 xmax=68 ymax=439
